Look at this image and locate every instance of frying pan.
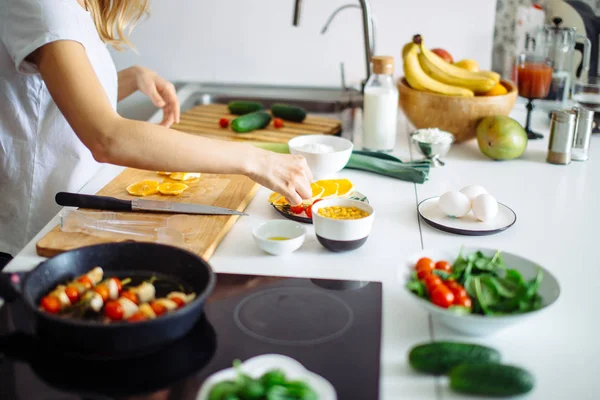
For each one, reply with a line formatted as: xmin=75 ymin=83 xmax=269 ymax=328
xmin=0 ymin=242 xmax=216 ymax=355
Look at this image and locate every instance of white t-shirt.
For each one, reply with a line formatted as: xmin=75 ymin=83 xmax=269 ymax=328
xmin=0 ymin=0 xmax=118 ymax=255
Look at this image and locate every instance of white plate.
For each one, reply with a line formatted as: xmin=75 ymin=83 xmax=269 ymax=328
xmin=398 ymin=247 xmax=561 ymax=336
xmin=418 ymin=197 xmax=516 ymax=236
xmin=196 ymin=354 xmax=337 ymax=400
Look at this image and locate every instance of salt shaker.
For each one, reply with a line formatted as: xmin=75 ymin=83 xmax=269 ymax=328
xmin=571 ymin=106 xmax=594 ymax=161
xmin=547 ymin=110 xmax=576 ymax=165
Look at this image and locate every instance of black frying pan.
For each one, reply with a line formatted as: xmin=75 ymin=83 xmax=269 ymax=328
xmin=0 ymin=242 xmax=216 ymax=355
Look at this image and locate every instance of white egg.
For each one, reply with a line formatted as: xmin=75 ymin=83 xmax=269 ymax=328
xmin=472 ymin=194 xmax=499 ymax=222
xmin=438 ymin=191 xmax=471 ymax=218
xmin=460 ymin=185 xmax=488 ymax=204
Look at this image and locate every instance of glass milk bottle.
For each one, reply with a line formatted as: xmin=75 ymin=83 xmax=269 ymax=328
xmin=363 ymin=56 xmax=399 ymax=152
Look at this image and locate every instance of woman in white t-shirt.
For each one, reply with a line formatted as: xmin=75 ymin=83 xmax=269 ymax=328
xmin=0 ymin=0 xmax=313 ymax=260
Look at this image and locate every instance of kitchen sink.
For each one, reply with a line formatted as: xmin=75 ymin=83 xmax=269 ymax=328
xmin=174 ymin=82 xmax=363 ymax=139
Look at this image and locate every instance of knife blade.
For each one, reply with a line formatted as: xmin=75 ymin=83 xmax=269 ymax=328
xmin=55 ymin=192 xmax=248 ymax=216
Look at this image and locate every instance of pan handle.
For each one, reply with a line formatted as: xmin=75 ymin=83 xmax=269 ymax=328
xmin=0 ymin=272 xmax=22 ymax=303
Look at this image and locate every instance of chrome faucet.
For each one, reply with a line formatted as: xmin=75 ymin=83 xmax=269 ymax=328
xmin=292 ymin=0 xmax=375 ymax=88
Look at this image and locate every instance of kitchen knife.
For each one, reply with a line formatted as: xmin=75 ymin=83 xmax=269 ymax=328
xmin=55 ymin=192 xmax=248 ymax=216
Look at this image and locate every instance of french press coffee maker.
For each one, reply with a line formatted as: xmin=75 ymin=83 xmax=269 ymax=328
xmin=526 ymin=17 xmax=591 ymax=107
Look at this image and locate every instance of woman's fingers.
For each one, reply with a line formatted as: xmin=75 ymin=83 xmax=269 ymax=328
xmin=158 ymin=81 xmax=180 ymax=124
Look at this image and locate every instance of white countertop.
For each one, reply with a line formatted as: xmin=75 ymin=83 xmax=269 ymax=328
xmin=4 ymin=98 xmax=599 ymax=400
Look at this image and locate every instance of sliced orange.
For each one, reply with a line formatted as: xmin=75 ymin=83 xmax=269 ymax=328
xmin=158 ymin=182 xmax=188 ymax=195
xmin=157 ymin=171 xmax=172 ymax=176
xmin=327 ymin=178 xmax=355 ymax=197
xmin=169 ymin=172 xmax=201 ymax=181
xmin=127 ymin=180 xmax=159 ymax=196
xmin=314 ymin=180 xmax=339 ymax=198
xmin=268 ymin=192 xmax=288 ymax=206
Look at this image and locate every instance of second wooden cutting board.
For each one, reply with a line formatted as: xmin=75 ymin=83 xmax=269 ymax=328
xmin=36 ymin=168 xmax=259 ymax=260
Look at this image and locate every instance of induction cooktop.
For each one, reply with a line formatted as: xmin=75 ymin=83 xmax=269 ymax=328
xmin=0 ymin=272 xmax=382 ymax=400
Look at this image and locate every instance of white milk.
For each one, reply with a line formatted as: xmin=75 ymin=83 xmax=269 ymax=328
xmin=363 ymin=87 xmax=399 ymax=152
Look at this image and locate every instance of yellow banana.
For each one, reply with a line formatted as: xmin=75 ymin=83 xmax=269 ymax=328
xmin=418 ymin=51 xmax=496 ymax=93
xmin=404 ymin=44 xmax=474 ymax=97
xmin=419 ymin=40 xmax=500 ymax=85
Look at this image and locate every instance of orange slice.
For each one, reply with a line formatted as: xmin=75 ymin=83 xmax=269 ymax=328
xmin=157 ymin=171 xmax=172 ymax=176
xmin=169 ymin=172 xmax=201 ymax=181
xmin=314 ymin=180 xmax=339 ymax=198
xmin=127 ymin=180 xmax=159 ymax=196
xmin=158 ymin=182 xmax=188 ymax=195
xmin=268 ymin=192 xmax=288 ymax=206
xmin=327 ymin=178 xmax=354 ymax=197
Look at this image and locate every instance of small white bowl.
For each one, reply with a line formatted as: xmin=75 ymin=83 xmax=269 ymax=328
xmin=196 ymin=354 xmax=337 ymax=400
xmin=252 ymin=220 xmax=306 ymax=256
xmin=311 ymin=199 xmax=374 ymax=252
xmin=399 ymin=247 xmax=561 ymax=337
xmin=288 ymin=135 xmax=353 ymax=179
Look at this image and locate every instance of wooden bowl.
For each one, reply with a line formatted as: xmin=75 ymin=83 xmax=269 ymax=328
xmin=398 ymin=78 xmax=518 ymax=142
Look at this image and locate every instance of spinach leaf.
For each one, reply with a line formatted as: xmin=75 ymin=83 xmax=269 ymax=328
xmin=474 ymin=257 xmax=493 ymax=270
xmin=432 ymin=269 xmax=452 ymax=280
xmin=464 ymin=275 xmax=478 ymax=298
xmin=505 ymin=269 xmax=525 ymax=286
xmin=526 ymin=269 xmax=544 ymax=299
xmin=475 ymin=276 xmax=500 ymax=315
xmin=486 ymin=276 xmax=517 ymax=299
xmin=448 ymin=306 xmax=471 ymax=315
xmin=406 ymin=278 xmax=427 ymax=298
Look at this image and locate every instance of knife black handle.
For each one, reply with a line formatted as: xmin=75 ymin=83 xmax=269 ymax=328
xmin=55 ymin=192 xmax=132 ymax=211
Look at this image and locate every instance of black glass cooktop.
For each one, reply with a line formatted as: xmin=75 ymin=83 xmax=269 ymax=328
xmin=0 ymin=273 xmax=382 ymax=400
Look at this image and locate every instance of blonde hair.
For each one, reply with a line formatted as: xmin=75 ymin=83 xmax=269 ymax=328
xmin=85 ymin=0 xmax=150 ymax=50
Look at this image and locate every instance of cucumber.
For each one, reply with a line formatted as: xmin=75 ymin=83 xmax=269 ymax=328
xmin=231 ymin=111 xmax=272 ymax=133
xmin=271 ymin=103 xmax=307 ymax=122
xmin=227 ymin=101 xmax=264 ymax=115
xmin=408 ymin=342 xmax=501 ymax=375
xmin=450 ymin=363 xmax=535 ymax=397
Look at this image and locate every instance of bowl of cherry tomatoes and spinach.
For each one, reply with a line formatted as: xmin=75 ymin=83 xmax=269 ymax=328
xmin=400 ymin=247 xmax=560 ymax=337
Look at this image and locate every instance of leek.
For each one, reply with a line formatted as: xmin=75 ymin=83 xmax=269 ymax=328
xmin=249 ymin=142 xmax=430 ymax=184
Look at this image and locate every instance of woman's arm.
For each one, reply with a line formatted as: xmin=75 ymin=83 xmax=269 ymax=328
xmin=30 ymin=40 xmax=313 ymax=205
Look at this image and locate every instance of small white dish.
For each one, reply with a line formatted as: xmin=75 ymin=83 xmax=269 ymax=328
xmin=252 ymin=220 xmax=306 ymax=255
xmin=418 ymin=197 xmax=516 ymax=236
xmin=196 ymin=354 xmax=337 ymax=400
xmin=288 ymin=135 xmax=353 ymax=179
xmin=311 ymin=199 xmax=374 ymax=252
xmin=398 ymin=247 xmax=560 ymax=337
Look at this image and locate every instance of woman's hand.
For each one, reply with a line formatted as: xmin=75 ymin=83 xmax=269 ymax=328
xmin=247 ymin=149 xmax=313 ymax=206
xmin=117 ymin=66 xmax=180 ymax=127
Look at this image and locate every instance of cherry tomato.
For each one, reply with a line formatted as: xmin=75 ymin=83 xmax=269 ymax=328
xmin=446 ymin=280 xmax=467 ymax=299
xmin=305 ymin=204 xmax=313 ymax=219
xmin=41 ymin=296 xmax=61 ymax=314
xmin=417 ymin=269 xmax=432 ymax=280
xmin=94 ymin=285 xmax=110 ymax=302
xmin=112 ymin=278 xmax=123 ymax=293
xmin=435 ymin=260 xmax=452 ymax=272
xmin=121 ymin=291 xmax=139 ymax=305
xmin=273 ymin=118 xmax=284 ymax=129
xmin=219 ymin=118 xmax=229 ymax=128
xmin=431 ymin=286 xmax=455 ymax=308
xmin=104 ymin=301 xmax=124 ymax=320
xmin=65 ymin=286 xmax=80 ymax=303
xmin=171 ymin=297 xmax=185 ymax=308
xmin=423 ymin=274 xmax=442 ymax=290
xmin=289 ymin=204 xmax=305 ymax=215
xmin=128 ymin=312 xmax=147 ymax=322
xmin=415 ymin=257 xmax=434 ymax=271
xmin=150 ymin=302 xmax=167 ymax=316
xmin=77 ymin=276 xmax=93 ymax=289
xmin=455 ymin=295 xmax=472 ymax=308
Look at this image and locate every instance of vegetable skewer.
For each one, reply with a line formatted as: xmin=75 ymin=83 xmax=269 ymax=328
xmin=124 ymin=291 xmax=196 ymax=322
xmin=79 ymin=279 xmax=152 ymax=314
xmin=40 ymin=267 xmax=104 ymax=314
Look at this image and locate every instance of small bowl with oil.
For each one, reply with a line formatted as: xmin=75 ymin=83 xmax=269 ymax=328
xmin=252 ymin=220 xmax=306 ymax=256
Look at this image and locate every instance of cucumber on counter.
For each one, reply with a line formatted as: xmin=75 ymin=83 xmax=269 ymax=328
xmin=227 ymin=101 xmax=264 ymax=115
xmin=449 ymin=363 xmax=535 ymax=397
xmin=409 ymin=341 xmax=501 ymax=375
xmin=271 ymin=103 xmax=307 ymax=122
xmin=231 ymin=111 xmax=272 ymax=133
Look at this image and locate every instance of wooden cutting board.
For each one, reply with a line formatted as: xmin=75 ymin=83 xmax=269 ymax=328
xmin=36 ymin=168 xmax=259 ymax=260
xmin=170 ymin=103 xmax=342 ymax=143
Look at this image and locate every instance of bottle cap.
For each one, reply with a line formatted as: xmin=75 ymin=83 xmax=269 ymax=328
xmin=372 ymin=56 xmax=394 ymax=75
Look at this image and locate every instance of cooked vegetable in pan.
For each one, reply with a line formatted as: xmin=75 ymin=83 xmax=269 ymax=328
xmin=39 ymin=267 xmax=104 ymax=313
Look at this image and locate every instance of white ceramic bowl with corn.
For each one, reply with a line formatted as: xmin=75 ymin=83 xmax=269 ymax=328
xmin=311 ymin=199 xmax=374 ymax=252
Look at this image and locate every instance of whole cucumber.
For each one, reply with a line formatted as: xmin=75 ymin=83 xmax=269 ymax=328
xmin=450 ymin=363 xmax=535 ymax=396
xmin=408 ymin=341 xmax=501 ymax=375
xmin=231 ymin=111 xmax=272 ymax=133
xmin=271 ymin=103 xmax=307 ymax=122
xmin=227 ymin=101 xmax=264 ymax=115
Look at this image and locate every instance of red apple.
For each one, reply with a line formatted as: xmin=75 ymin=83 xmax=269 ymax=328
xmin=431 ymin=48 xmax=454 ymax=63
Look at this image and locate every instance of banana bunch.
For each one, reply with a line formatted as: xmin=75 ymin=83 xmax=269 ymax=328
xmin=403 ymin=35 xmax=500 ymax=97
